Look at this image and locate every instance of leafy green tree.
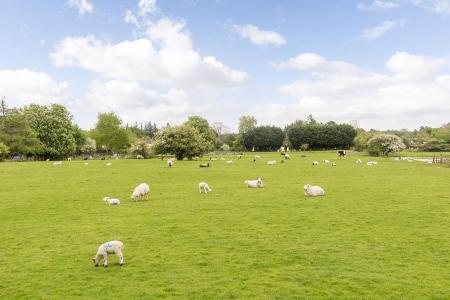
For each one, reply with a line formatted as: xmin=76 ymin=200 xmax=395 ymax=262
xmin=0 ymin=111 xmax=42 ymax=156
xmin=367 ymin=134 xmax=406 ymax=156
xmin=92 ymin=112 xmax=130 ymax=153
xmin=238 ymin=115 xmax=257 ymax=134
xmin=152 ymin=124 xmax=210 ymax=160
xmin=0 ymin=142 xmax=9 ymax=161
xmin=25 ymin=104 xmax=76 ymax=158
xmin=128 ymin=136 xmax=152 ymax=158
xmin=287 ymin=123 xmax=356 ymax=150
xmin=143 ymin=122 xmax=158 ymax=138
xmin=243 ymin=126 xmax=284 ymax=151
xmin=184 ymin=116 xmax=217 ymax=151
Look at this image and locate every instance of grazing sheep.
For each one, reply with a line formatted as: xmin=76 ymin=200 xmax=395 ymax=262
xmin=131 ymin=183 xmax=150 ymax=201
xmin=284 ymin=153 xmax=291 ymax=160
xmin=338 ymin=150 xmax=346 ymax=158
xmin=237 ymin=155 xmax=242 ymax=160
xmin=67 ymin=157 xmax=72 ymax=161
xmin=167 ymin=159 xmax=174 ymax=168
xmin=332 ymin=163 xmax=337 ymax=167
xmin=254 ymin=155 xmax=261 ymax=159
xmin=84 ymin=162 xmax=89 ymax=165
xmin=136 ymin=155 xmax=144 ymax=159
xmin=198 ymin=182 xmax=212 ymax=194
xmin=103 ymin=197 xmax=120 ymax=205
xmin=210 ymin=158 xmax=218 ymax=161
xmin=312 ymin=161 xmax=319 ymax=166
xmin=367 ymin=161 xmax=378 ymax=166
xmin=199 ymin=163 xmax=210 ymax=168
xmin=245 ymin=177 xmax=264 ymax=188
xmin=226 ymin=160 xmax=233 ymax=165
xmin=267 ymin=160 xmax=276 ymax=165
xmin=45 ymin=158 xmax=50 ymax=162
xmin=52 ymin=161 xmax=62 ymax=166
xmin=105 ymin=162 xmax=112 ymax=166
xmin=356 ymin=159 xmax=362 ymax=164
xmin=304 ymin=184 xmax=325 ymax=197
xmin=193 ymin=156 xmax=200 ymax=161
xmin=220 ymin=157 xmax=225 ymax=160
xmin=323 ymin=159 xmax=330 ymax=164
xmin=92 ymin=241 xmax=124 ymax=267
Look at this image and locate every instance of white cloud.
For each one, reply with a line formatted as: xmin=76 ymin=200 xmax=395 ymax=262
xmin=125 ymin=0 xmax=157 ymax=28
xmin=67 ymin=0 xmax=93 ymax=15
xmin=232 ymin=24 xmax=286 ymax=46
xmin=362 ymin=20 xmax=405 ymax=41
xmin=51 ymin=18 xmax=248 ymax=87
xmin=138 ymin=0 xmax=157 ymax=15
xmin=271 ymin=52 xmax=450 ymax=129
xmin=357 ymin=1 xmax=399 ymax=11
xmin=0 ymin=69 xmax=68 ymax=107
xmin=412 ymin=0 xmax=450 ymax=14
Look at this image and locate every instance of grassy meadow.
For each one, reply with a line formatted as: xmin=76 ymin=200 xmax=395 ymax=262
xmin=0 ymin=151 xmax=449 ymax=299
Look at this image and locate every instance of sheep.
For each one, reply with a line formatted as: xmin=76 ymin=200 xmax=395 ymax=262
xmin=255 ymin=155 xmax=261 ymax=159
xmin=226 ymin=160 xmax=233 ymax=165
xmin=284 ymin=153 xmax=291 ymax=160
xmin=338 ymin=150 xmax=346 ymax=158
xmin=92 ymin=241 xmax=124 ymax=267
xmin=103 ymin=197 xmax=120 ymax=205
xmin=193 ymin=156 xmax=200 ymax=161
xmin=267 ymin=160 xmax=276 ymax=165
xmin=245 ymin=177 xmax=264 ymax=188
xmin=45 ymin=158 xmax=50 ymax=162
xmin=52 ymin=161 xmax=62 ymax=166
xmin=131 ymin=183 xmax=150 ymax=201
xmin=84 ymin=162 xmax=89 ymax=165
xmin=136 ymin=155 xmax=144 ymax=159
xmin=237 ymin=155 xmax=242 ymax=160
xmin=312 ymin=160 xmax=319 ymax=166
xmin=105 ymin=162 xmax=112 ymax=166
xmin=198 ymin=182 xmax=212 ymax=194
xmin=323 ymin=159 xmax=330 ymax=164
xmin=220 ymin=157 xmax=225 ymax=160
xmin=332 ymin=163 xmax=337 ymax=167
xmin=367 ymin=161 xmax=378 ymax=166
xmin=304 ymin=184 xmax=325 ymax=197
xmin=199 ymin=163 xmax=210 ymax=168
xmin=356 ymin=159 xmax=362 ymax=164
xmin=210 ymin=158 xmax=218 ymax=161
xmin=167 ymin=159 xmax=174 ymax=168
xmin=67 ymin=157 xmax=72 ymax=161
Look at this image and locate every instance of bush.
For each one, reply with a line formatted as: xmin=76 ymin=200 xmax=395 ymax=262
xmin=0 ymin=142 xmax=10 ymax=161
xmin=367 ymin=134 xmax=406 ymax=156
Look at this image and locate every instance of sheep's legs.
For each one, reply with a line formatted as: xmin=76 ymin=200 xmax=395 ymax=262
xmin=103 ymin=255 xmax=108 ymax=267
xmin=117 ymin=252 xmax=124 ymax=266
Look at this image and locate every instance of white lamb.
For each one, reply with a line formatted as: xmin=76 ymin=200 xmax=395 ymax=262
xmin=103 ymin=197 xmax=120 ymax=205
xmin=131 ymin=183 xmax=150 ymax=201
xmin=284 ymin=154 xmax=291 ymax=160
xmin=332 ymin=163 xmax=337 ymax=167
xmin=267 ymin=160 xmax=276 ymax=165
xmin=367 ymin=161 xmax=378 ymax=166
xmin=323 ymin=159 xmax=330 ymax=164
xmin=245 ymin=177 xmax=264 ymax=188
xmin=226 ymin=160 xmax=233 ymax=165
xmin=356 ymin=159 xmax=362 ymax=164
xmin=92 ymin=240 xmax=124 ymax=267
xmin=312 ymin=161 xmax=319 ymax=166
xmin=67 ymin=157 xmax=72 ymax=161
xmin=105 ymin=162 xmax=112 ymax=166
xmin=167 ymin=159 xmax=174 ymax=168
xmin=304 ymin=184 xmax=325 ymax=197
xmin=52 ymin=161 xmax=62 ymax=166
xmin=198 ymin=182 xmax=212 ymax=194
xmin=255 ymin=155 xmax=261 ymax=159
xmin=220 ymin=157 xmax=225 ymax=160
xmin=136 ymin=155 xmax=144 ymax=159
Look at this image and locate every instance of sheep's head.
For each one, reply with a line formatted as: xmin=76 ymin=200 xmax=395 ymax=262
xmin=103 ymin=197 xmax=110 ymax=203
xmin=304 ymin=184 xmax=311 ymax=191
xmin=92 ymin=254 xmax=103 ymax=266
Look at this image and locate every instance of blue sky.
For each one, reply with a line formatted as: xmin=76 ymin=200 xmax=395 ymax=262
xmin=1 ymin=0 xmax=449 ymax=131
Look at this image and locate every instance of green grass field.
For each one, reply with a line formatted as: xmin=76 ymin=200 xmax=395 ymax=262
xmin=1 ymin=152 xmax=449 ymax=299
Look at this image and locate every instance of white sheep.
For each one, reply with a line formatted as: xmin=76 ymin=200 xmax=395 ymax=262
xmin=52 ymin=161 xmax=62 ymax=166
xmin=131 ymin=183 xmax=150 ymax=201
xmin=323 ymin=159 xmax=330 ymax=164
xmin=103 ymin=197 xmax=120 ymax=205
xmin=312 ymin=161 xmax=319 ymax=166
xmin=210 ymin=158 xmax=218 ymax=161
xmin=284 ymin=153 xmax=291 ymax=160
xmin=267 ymin=160 xmax=276 ymax=165
xmin=226 ymin=160 xmax=233 ymax=165
xmin=245 ymin=177 xmax=264 ymax=188
xmin=367 ymin=161 xmax=378 ymax=166
xmin=67 ymin=157 xmax=72 ymax=161
xmin=136 ymin=155 xmax=144 ymax=159
xmin=167 ymin=159 xmax=174 ymax=168
xmin=198 ymin=182 xmax=212 ymax=194
xmin=332 ymin=163 xmax=337 ymax=167
xmin=92 ymin=240 xmax=124 ymax=267
xmin=84 ymin=162 xmax=89 ymax=165
xmin=220 ymin=157 xmax=225 ymax=160
xmin=105 ymin=162 xmax=112 ymax=166
xmin=304 ymin=184 xmax=325 ymax=197
xmin=255 ymin=155 xmax=261 ymax=159
xmin=356 ymin=159 xmax=362 ymax=164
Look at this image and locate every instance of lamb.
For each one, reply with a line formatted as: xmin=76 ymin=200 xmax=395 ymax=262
xmin=92 ymin=240 xmax=124 ymax=267
xmin=226 ymin=160 xmax=233 ymax=165
xmin=198 ymin=182 xmax=212 ymax=194
xmin=245 ymin=177 xmax=264 ymax=188
xmin=105 ymin=162 xmax=112 ymax=166
xmin=199 ymin=163 xmax=210 ymax=168
xmin=356 ymin=159 xmax=362 ymax=164
xmin=131 ymin=183 xmax=150 ymax=201
xmin=255 ymin=155 xmax=261 ymax=159
xmin=237 ymin=154 xmax=242 ymax=159
xmin=304 ymin=184 xmax=326 ymax=197
xmin=84 ymin=162 xmax=89 ymax=165
xmin=312 ymin=161 xmax=319 ymax=166
xmin=210 ymin=158 xmax=218 ymax=161
xmin=284 ymin=153 xmax=291 ymax=160
xmin=67 ymin=157 xmax=72 ymax=161
xmin=52 ymin=161 xmax=62 ymax=166
xmin=366 ymin=161 xmax=378 ymax=166
xmin=267 ymin=160 xmax=276 ymax=165
xmin=136 ymin=155 xmax=144 ymax=159
xmin=220 ymin=157 xmax=225 ymax=160
xmin=103 ymin=197 xmax=120 ymax=205
xmin=332 ymin=163 xmax=337 ymax=167
xmin=323 ymin=159 xmax=330 ymax=164
xmin=167 ymin=159 xmax=174 ymax=168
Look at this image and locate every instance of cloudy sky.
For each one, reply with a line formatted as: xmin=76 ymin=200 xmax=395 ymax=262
xmin=1 ymin=0 xmax=450 ymax=131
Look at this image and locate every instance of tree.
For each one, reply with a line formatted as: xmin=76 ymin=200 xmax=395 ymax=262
xmin=306 ymin=114 xmax=318 ymax=125
xmin=128 ymin=136 xmax=152 ymax=158
xmin=367 ymin=134 xmax=406 ymax=156
xmin=211 ymin=122 xmax=230 ymax=137
xmin=143 ymin=122 xmax=158 ymax=138
xmin=24 ymin=104 xmax=77 ymax=158
xmin=0 ymin=98 xmax=12 ymax=117
xmin=0 ymin=111 xmax=42 ymax=157
xmin=80 ymin=137 xmax=96 ymax=154
xmin=287 ymin=123 xmax=356 ymax=150
xmin=152 ymin=124 xmax=210 ymax=160
xmin=0 ymin=142 xmax=9 ymax=161
xmin=72 ymin=125 xmax=86 ymax=153
xmin=184 ymin=116 xmax=217 ymax=151
xmin=238 ymin=115 xmax=257 ymax=134
xmin=242 ymin=126 xmax=284 ymax=151
xmin=92 ymin=112 xmax=130 ymax=153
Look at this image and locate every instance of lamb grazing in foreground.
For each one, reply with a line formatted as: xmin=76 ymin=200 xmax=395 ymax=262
xmin=52 ymin=161 xmax=62 ymax=166
xmin=367 ymin=161 xmax=378 ymax=166
xmin=267 ymin=160 xmax=276 ymax=165
xmin=92 ymin=241 xmax=124 ymax=267
xmin=304 ymin=184 xmax=326 ymax=197
xmin=312 ymin=161 xmax=319 ymax=166
xmin=356 ymin=159 xmax=362 ymax=164
xmin=103 ymin=197 xmax=120 ymax=205
xmin=198 ymin=182 xmax=212 ymax=194
xmin=167 ymin=159 xmax=174 ymax=168
xmin=245 ymin=177 xmax=264 ymax=188
xmin=237 ymin=155 xmax=242 ymax=159
xmin=226 ymin=160 xmax=233 ymax=165
xmin=131 ymin=183 xmax=150 ymax=201
xmin=199 ymin=163 xmax=210 ymax=168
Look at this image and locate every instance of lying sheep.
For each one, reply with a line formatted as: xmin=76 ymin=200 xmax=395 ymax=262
xmin=198 ymin=182 xmax=212 ymax=194
xmin=226 ymin=160 xmax=233 ymax=165
xmin=367 ymin=161 xmax=378 ymax=166
xmin=103 ymin=197 xmax=120 ymax=205
xmin=332 ymin=163 xmax=337 ymax=167
xmin=323 ymin=159 xmax=330 ymax=164
xmin=304 ymin=184 xmax=325 ymax=197
xmin=92 ymin=240 xmax=124 ymax=267
xmin=84 ymin=162 xmax=89 ymax=165
xmin=210 ymin=158 xmax=218 ymax=161
xmin=245 ymin=177 xmax=264 ymax=188
xmin=105 ymin=162 xmax=112 ymax=166
xmin=167 ymin=159 xmax=174 ymax=168
xmin=131 ymin=183 xmax=150 ymax=201
xmin=356 ymin=159 xmax=362 ymax=164
xmin=52 ymin=161 xmax=62 ymax=166
xmin=312 ymin=161 xmax=319 ymax=166
xmin=199 ymin=163 xmax=210 ymax=168
xmin=267 ymin=160 xmax=276 ymax=165
xmin=136 ymin=155 xmax=144 ymax=159
xmin=255 ymin=155 xmax=261 ymax=159
xmin=220 ymin=157 xmax=225 ymax=160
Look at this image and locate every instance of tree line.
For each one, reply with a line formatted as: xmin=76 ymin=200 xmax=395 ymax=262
xmin=0 ymin=100 xmax=448 ymax=161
